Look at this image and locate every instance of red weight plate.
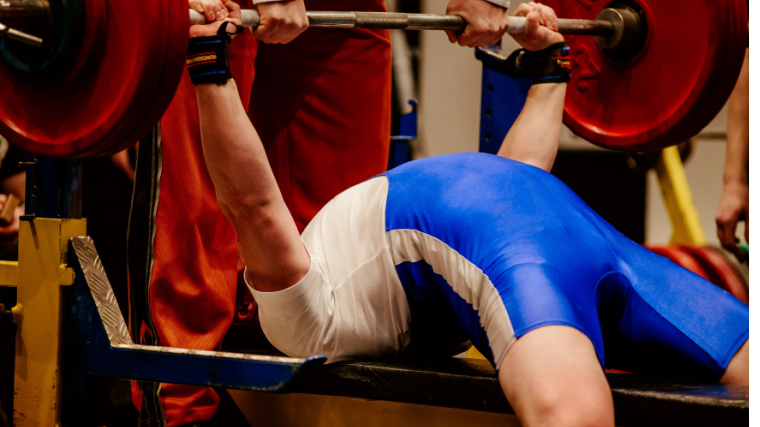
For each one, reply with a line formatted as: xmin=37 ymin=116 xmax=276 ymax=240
xmin=88 ymin=0 xmax=189 ymax=158
xmin=125 ymin=0 xmax=189 ymax=150
xmin=63 ymin=0 xmax=166 ymax=158
xmin=646 ymin=245 xmax=708 ymax=280
xmin=672 ymin=0 xmax=748 ymax=142
xmin=0 ymin=0 xmax=188 ymax=158
xmin=682 ymin=246 xmax=748 ymax=305
xmin=542 ymin=0 xmax=748 ymax=151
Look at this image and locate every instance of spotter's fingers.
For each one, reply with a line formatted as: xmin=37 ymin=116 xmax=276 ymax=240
xmin=254 ymin=0 xmax=309 ymax=44
xmin=536 ymin=3 xmax=559 ymax=32
xmin=189 ymin=0 xmax=242 ymax=38
xmin=189 ymin=0 xmax=230 ymax=22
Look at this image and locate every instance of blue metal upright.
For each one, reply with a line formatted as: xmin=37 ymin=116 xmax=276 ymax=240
xmin=60 ymin=236 xmax=326 ymax=424
xmin=388 ymin=99 xmax=418 ymax=169
xmin=476 ymin=47 xmax=533 ymax=154
xmin=23 ymin=158 xmax=83 ymax=219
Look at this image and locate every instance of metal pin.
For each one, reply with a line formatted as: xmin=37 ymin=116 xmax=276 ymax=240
xmin=0 ymin=21 xmax=43 ymax=47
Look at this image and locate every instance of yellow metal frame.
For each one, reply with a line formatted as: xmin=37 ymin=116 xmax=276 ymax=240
xmin=654 ymin=144 xmax=706 ymax=245
xmin=2 ymin=218 xmax=86 ymax=427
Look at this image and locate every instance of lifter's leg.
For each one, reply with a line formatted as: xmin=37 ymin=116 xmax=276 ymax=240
xmin=720 ymin=339 xmax=749 ymax=386
xmin=498 ymin=325 xmax=614 ymax=427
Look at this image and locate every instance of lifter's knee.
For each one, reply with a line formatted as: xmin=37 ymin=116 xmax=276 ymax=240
xmin=519 ymin=382 xmax=614 ymax=427
xmin=498 ymin=326 xmax=614 ymax=427
xmin=721 ymin=339 xmax=748 ymax=386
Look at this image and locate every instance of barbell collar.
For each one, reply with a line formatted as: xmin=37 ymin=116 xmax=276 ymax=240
xmin=189 ymin=9 xmax=618 ymax=38
xmin=594 ymin=7 xmax=642 ymax=52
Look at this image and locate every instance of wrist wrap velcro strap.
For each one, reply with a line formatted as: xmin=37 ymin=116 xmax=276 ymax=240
xmin=509 ymin=42 xmax=571 ymax=84
xmin=187 ymin=22 xmax=240 ymax=85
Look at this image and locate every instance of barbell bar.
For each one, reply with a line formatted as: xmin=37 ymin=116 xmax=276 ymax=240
xmin=189 ymin=8 xmax=640 ymax=54
xmin=188 ymin=9 xmax=618 ymax=38
xmin=3 ymin=5 xmax=632 ymax=49
xmin=0 ymin=0 xmax=749 ymax=158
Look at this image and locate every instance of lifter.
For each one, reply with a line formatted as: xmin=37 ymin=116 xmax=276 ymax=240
xmin=188 ymin=2 xmax=749 ymax=425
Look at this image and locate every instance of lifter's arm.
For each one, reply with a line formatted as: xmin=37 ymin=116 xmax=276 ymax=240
xmin=197 ymin=80 xmax=309 ymax=292
xmin=497 ymin=2 xmax=566 ymax=172
xmin=193 ymin=8 xmax=309 ymax=292
xmin=498 ymin=84 xmax=565 ymax=172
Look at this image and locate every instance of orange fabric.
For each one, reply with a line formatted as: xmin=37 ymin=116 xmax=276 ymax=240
xmin=132 ymin=0 xmax=391 ymax=423
xmin=251 ymin=0 xmax=392 ymax=231
xmin=131 ymin=23 xmax=259 ymax=426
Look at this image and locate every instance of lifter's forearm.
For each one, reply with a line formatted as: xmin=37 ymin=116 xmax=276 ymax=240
xmin=196 ymin=81 xmax=309 ymax=291
xmin=196 ymin=81 xmax=273 ymax=207
xmin=498 ymin=82 xmax=566 ymax=172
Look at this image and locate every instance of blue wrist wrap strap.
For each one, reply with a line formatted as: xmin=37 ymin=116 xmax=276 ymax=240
xmin=186 ymin=22 xmax=240 ymax=85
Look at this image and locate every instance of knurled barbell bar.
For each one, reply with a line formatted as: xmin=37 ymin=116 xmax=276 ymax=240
xmin=189 ymin=8 xmax=642 ymax=57
xmin=190 ymin=9 xmax=622 ymax=40
xmin=0 ymin=0 xmax=749 ymax=158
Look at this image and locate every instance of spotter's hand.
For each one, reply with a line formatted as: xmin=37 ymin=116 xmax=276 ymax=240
xmin=510 ymin=2 xmax=565 ymax=51
xmin=255 ymin=0 xmax=308 ymax=44
xmin=189 ymin=0 xmax=230 ymax=23
xmin=189 ymin=0 xmax=244 ymax=38
xmin=445 ymin=0 xmax=510 ymax=47
xmin=715 ymin=181 xmax=749 ymax=262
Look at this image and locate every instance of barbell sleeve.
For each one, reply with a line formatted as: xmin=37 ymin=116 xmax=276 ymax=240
xmin=188 ymin=9 xmax=616 ymax=37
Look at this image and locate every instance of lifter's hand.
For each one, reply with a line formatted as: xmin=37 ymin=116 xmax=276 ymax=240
xmin=510 ymin=2 xmax=564 ymax=51
xmin=445 ymin=0 xmax=510 ymax=47
xmin=255 ymin=0 xmax=308 ymax=44
xmin=189 ymin=0 xmax=244 ymax=37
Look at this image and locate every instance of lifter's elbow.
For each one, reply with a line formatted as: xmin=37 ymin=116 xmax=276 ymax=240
xmin=217 ymin=193 xmax=278 ymax=227
xmin=499 ymin=144 xmax=557 ymax=172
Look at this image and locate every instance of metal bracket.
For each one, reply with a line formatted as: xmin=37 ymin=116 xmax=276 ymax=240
xmin=60 ymin=236 xmax=326 ymax=423
xmin=475 ymin=46 xmax=532 ymax=155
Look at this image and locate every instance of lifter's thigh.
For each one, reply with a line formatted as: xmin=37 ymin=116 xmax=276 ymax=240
xmin=721 ymin=339 xmax=749 ymax=386
xmin=498 ymin=325 xmax=614 ymax=427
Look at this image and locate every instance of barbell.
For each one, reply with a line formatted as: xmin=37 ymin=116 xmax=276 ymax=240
xmin=188 ymin=9 xmax=622 ymax=40
xmin=0 ymin=0 xmax=749 ymax=158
